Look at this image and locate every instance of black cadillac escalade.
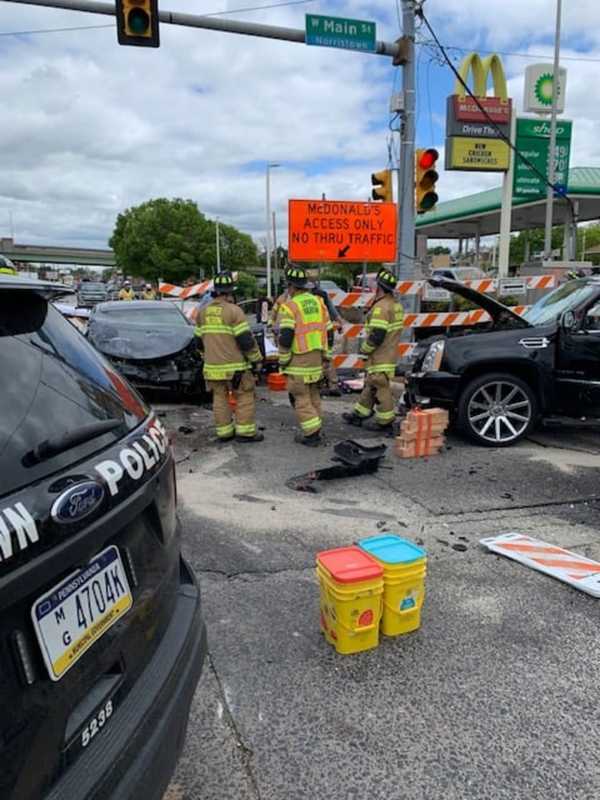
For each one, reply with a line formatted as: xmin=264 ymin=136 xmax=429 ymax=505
xmin=0 ymin=276 xmax=206 ymax=799
xmin=407 ymin=277 xmax=600 ymax=447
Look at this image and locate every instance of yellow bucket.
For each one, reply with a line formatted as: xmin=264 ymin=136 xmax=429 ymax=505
xmin=316 ymin=547 xmax=384 ymax=655
xmin=357 ymin=536 xmax=427 ymax=637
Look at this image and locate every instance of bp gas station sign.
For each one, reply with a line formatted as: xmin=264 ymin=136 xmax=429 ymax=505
xmin=513 ymin=118 xmax=572 ymax=200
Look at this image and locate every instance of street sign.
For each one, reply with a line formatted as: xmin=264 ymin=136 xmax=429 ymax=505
xmin=305 ymin=14 xmax=376 ymax=52
xmin=524 ymin=64 xmax=567 ymax=114
xmin=445 ymin=137 xmax=510 ymax=171
xmin=288 ymin=199 xmax=396 ymax=263
xmin=513 ymin=118 xmax=572 ymax=200
xmin=498 ymin=278 xmax=527 ymax=297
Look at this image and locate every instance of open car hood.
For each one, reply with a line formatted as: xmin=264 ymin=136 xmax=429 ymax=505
xmin=88 ymin=321 xmax=195 ymax=360
xmin=428 ymin=277 xmax=532 ymax=329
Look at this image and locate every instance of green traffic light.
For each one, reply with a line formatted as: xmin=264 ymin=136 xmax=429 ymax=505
xmin=128 ymin=8 xmax=150 ymax=35
xmin=421 ymin=193 xmax=438 ymax=211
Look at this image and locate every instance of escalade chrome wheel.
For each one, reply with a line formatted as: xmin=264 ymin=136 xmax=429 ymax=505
xmin=458 ymin=373 xmax=537 ymax=447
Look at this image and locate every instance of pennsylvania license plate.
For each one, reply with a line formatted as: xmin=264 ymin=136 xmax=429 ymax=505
xmin=32 ymin=546 xmax=133 ymax=682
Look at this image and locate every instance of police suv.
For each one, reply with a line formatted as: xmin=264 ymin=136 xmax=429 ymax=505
xmin=0 ymin=276 xmax=207 ymax=799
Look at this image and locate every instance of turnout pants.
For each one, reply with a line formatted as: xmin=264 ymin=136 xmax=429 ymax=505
xmin=207 ymin=372 xmax=257 ymax=439
xmin=354 ymin=372 xmax=395 ymax=426
xmin=287 ymin=376 xmax=322 ymax=437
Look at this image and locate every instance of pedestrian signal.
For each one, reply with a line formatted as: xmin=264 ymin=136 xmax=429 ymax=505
xmin=371 ymin=170 xmax=393 ymax=203
xmin=116 ymin=0 xmax=160 ymax=48
xmin=415 ymin=149 xmax=439 ymax=214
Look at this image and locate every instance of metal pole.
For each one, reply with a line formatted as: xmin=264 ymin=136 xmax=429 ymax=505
xmin=398 ymin=0 xmax=416 ymax=281
xmin=543 ymin=0 xmax=562 ymax=260
xmin=266 ymin=167 xmax=272 ymax=299
xmin=4 ymin=0 xmax=402 ymax=58
xmin=215 ymin=217 xmax=221 ymax=273
xmin=498 ymin=107 xmax=517 ymax=277
xmin=272 ymin=210 xmax=279 ymax=293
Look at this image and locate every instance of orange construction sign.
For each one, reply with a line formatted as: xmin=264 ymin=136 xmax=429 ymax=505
xmin=288 ymin=199 xmax=397 ymax=263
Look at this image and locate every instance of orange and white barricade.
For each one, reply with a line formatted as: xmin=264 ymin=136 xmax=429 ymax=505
xmin=333 ymin=343 xmax=417 ymax=369
xmin=339 ymin=306 xmax=529 ymax=337
xmin=481 ymin=533 xmax=600 ymax=597
xmin=328 ymin=276 xmax=555 ymax=309
xmin=159 ymin=280 xmax=213 ymax=299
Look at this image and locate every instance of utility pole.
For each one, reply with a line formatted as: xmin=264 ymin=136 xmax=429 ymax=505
xmin=396 ymin=0 xmax=417 ymax=281
xmin=272 ymin=210 xmax=279 ymax=293
xmin=543 ymin=0 xmax=562 ymax=261
xmin=215 ymin=216 xmax=221 ymax=273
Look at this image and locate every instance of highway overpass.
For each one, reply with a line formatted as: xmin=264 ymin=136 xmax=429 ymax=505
xmin=0 ymin=238 xmax=116 ymax=267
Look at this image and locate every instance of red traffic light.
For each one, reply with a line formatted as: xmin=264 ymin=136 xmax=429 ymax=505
xmin=418 ymin=149 xmax=439 ymax=170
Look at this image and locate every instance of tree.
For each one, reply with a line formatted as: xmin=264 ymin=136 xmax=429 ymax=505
xmin=427 ymin=246 xmax=451 ymax=255
xmin=509 ymin=226 xmax=563 ymax=265
xmin=109 ymin=198 xmax=260 ymax=284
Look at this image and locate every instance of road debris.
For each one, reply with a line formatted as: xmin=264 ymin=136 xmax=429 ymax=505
xmin=286 ymin=440 xmax=387 ymax=493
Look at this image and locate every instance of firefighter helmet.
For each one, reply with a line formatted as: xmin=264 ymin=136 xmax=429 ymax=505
xmin=376 ymin=267 xmax=397 ymax=293
xmin=214 ymin=271 xmax=236 ymax=293
xmin=285 ymin=265 xmax=308 ymax=288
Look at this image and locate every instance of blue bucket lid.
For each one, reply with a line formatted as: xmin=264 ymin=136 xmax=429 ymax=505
xmin=357 ymin=535 xmax=426 ymax=565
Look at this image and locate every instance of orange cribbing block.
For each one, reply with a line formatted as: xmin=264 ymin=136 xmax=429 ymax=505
xmin=395 ymin=435 xmax=445 ymax=459
xmin=267 ymin=372 xmax=287 ymax=391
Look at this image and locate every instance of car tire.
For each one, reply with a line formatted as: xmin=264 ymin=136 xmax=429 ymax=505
xmin=457 ymin=372 xmax=538 ymax=447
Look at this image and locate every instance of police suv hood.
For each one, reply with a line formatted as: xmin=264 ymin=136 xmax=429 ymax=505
xmin=428 ymin=277 xmax=532 ymax=329
xmin=88 ymin=319 xmax=196 ymax=360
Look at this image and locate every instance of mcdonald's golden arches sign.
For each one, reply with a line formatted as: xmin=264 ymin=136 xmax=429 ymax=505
xmin=445 ymin=52 xmax=511 ymax=172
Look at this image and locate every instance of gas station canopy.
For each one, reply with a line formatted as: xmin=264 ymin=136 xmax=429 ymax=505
xmin=415 ymin=167 xmax=600 ymax=239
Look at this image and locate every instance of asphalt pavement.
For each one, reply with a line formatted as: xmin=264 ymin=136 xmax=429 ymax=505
xmin=161 ymin=389 xmax=600 ymax=800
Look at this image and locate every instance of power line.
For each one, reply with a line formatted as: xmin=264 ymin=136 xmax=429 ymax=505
xmin=0 ymin=0 xmax=318 ymax=37
xmin=415 ymin=5 xmax=575 ymax=217
xmin=418 ymin=38 xmax=600 ymax=65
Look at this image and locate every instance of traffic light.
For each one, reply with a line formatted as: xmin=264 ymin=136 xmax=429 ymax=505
xmin=116 ymin=0 xmax=160 ymax=48
xmin=415 ymin=149 xmax=439 ymax=214
xmin=371 ymin=169 xmax=393 ymax=203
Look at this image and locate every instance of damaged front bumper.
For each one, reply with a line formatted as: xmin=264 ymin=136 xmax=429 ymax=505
xmin=109 ymin=359 xmax=199 ymax=390
xmin=405 ymin=370 xmax=461 ymax=409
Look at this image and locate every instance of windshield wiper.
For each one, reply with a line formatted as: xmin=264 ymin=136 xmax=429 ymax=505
xmin=23 ymin=418 xmax=121 ymax=466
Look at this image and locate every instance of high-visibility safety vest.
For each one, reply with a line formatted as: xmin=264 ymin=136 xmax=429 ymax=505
xmin=280 ymin=293 xmax=328 ymax=354
xmin=0 ymin=267 xmax=17 ymax=276
xmin=118 ymin=288 xmax=135 ymax=301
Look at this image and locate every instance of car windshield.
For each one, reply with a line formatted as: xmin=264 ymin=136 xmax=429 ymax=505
xmin=81 ymin=282 xmax=105 ymax=291
xmin=99 ymin=306 xmax=187 ymax=325
xmin=522 ymin=281 xmax=599 ymax=326
xmin=0 ymin=290 xmax=148 ymax=496
xmin=452 ymin=268 xmax=485 ymax=281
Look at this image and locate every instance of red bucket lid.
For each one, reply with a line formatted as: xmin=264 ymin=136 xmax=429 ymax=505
xmin=317 ymin=546 xmax=383 ymax=584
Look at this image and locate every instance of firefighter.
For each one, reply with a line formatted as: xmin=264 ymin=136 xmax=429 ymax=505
xmin=196 ymin=271 xmax=263 ymax=443
xmin=307 ymin=280 xmax=343 ymax=396
xmin=118 ymin=280 xmax=135 ymax=301
xmin=343 ymin=267 xmax=403 ymax=433
xmin=142 ymin=283 xmax=156 ymax=300
xmin=278 ymin=266 xmax=333 ymax=446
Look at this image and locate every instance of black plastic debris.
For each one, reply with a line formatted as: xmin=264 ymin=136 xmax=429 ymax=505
xmin=286 ymin=439 xmax=387 ymax=493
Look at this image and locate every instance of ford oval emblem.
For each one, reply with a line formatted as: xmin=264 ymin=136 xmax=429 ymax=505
xmin=51 ymin=481 xmax=105 ymax=525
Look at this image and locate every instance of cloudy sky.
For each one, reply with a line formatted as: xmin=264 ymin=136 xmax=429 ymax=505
xmin=0 ymin=0 xmax=599 ymax=254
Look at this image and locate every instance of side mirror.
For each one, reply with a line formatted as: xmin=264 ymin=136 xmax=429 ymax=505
xmin=560 ymin=310 xmax=578 ymax=333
